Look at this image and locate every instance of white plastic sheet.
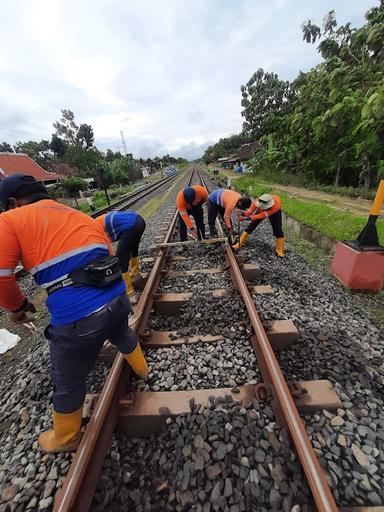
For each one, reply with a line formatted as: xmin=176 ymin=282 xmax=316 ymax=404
xmin=0 ymin=329 xmax=21 ymax=354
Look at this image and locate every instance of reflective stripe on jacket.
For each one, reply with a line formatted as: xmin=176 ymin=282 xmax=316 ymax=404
xmin=244 ymin=195 xmax=282 ymax=222
xmin=176 ymin=186 xmax=208 ymax=229
xmin=0 ymin=200 xmax=124 ymax=325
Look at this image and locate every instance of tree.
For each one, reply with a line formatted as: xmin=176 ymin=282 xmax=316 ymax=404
xmin=0 ymin=142 xmax=13 ymax=152
xmin=104 ymin=156 xmax=142 ymax=186
xmin=241 ymin=68 xmax=296 ymax=137
xmin=50 ymin=135 xmax=67 ymax=158
xmin=77 ymin=124 xmax=94 ymax=149
xmin=61 ymin=177 xmax=88 ymax=206
xmin=14 ymin=140 xmax=52 ymax=168
xmin=239 ymin=2 xmax=384 ymax=188
xmin=53 ymin=109 xmax=79 ymax=144
xmin=63 ymin=146 xmax=102 ymax=177
xmin=203 ymin=133 xmax=251 ymax=163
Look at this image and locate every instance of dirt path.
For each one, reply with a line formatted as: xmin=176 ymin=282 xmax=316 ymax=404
xmin=257 ymin=181 xmax=374 ymax=216
xmin=220 ymin=171 xmax=377 ymax=217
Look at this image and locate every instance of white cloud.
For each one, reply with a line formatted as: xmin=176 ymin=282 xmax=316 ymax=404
xmin=0 ymin=0 xmax=375 ymax=158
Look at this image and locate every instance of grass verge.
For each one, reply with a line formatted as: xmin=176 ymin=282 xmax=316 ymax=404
xmin=138 ymin=172 xmax=186 ymax=221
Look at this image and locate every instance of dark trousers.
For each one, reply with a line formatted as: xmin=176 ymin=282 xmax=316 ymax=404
xmin=116 ymin=215 xmax=146 ymax=273
xmin=179 ymin=205 xmax=205 ymax=241
xmin=245 ymin=210 xmax=284 ymax=237
xmin=208 ymin=201 xmax=226 ymax=228
xmin=45 ymin=293 xmax=137 ymax=413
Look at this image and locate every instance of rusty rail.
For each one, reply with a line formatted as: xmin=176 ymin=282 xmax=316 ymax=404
xmin=91 ymin=174 xmax=176 ymax=218
xmin=53 ymin=170 xmax=193 ymax=512
xmin=198 ymin=170 xmax=338 ymax=512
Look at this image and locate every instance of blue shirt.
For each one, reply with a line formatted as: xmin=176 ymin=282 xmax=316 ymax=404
xmin=103 ymin=211 xmax=139 ymax=242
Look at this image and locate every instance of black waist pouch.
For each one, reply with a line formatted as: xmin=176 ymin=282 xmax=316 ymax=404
xmin=70 ymin=255 xmax=122 ymax=288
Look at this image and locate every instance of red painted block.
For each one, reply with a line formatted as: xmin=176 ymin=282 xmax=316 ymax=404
xmin=331 ymin=242 xmax=384 ymax=291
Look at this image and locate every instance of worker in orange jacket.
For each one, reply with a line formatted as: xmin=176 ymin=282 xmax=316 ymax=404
xmin=176 ymin=186 xmax=208 ymax=241
xmin=0 ymin=174 xmax=148 ymax=454
xmin=233 ymin=193 xmax=285 ymax=257
xmin=208 ymin=188 xmax=251 ymax=244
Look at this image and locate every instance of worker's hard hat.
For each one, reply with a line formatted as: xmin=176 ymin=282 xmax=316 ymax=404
xmin=183 ymin=187 xmax=196 ymax=204
xmin=0 ymin=174 xmax=45 ymax=210
xmin=255 ymin=194 xmax=275 ymax=210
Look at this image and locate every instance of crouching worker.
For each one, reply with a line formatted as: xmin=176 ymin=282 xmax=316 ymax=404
xmin=0 ymin=174 xmax=149 ymax=453
xmin=96 ymin=211 xmax=145 ymax=296
xmin=208 ymin=188 xmax=251 ymax=244
xmin=233 ymin=193 xmax=285 ymax=257
xmin=176 ymin=186 xmax=208 ymax=241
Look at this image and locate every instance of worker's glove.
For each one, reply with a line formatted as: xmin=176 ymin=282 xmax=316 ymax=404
xmin=189 ymin=227 xmax=198 ymax=240
xmin=9 ymin=299 xmax=36 ymax=324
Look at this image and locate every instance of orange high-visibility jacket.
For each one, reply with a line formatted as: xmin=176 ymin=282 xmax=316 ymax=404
xmin=176 ymin=186 xmax=208 ymax=229
xmin=0 ymin=200 xmax=124 ymax=326
xmin=244 ymin=195 xmax=281 ymax=221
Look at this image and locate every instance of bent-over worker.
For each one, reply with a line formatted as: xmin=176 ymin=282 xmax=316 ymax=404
xmin=96 ymin=211 xmax=145 ymax=296
xmin=233 ymin=193 xmax=285 ymax=257
xmin=208 ymin=188 xmax=251 ymax=244
xmin=0 ymin=174 xmax=149 ymax=454
xmin=176 ymin=185 xmax=208 ymax=241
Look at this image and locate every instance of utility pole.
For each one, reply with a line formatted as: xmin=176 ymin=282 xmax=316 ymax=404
xmin=120 ymin=130 xmax=128 ymax=156
xmin=97 ymin=166 xmax=110 ymax=206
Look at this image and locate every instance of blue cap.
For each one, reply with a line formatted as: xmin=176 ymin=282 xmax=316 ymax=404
xmin=183 ymin=187 xmax=196 ymax=204
xmin=0 ymin=174 xmax=39 ymax=206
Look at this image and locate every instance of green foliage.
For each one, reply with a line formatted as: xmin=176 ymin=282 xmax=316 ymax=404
xmin=61 ymin=177 xmax=88 ymax=197
xmin=63 ymin=145 xmax=102 ymax=177
xmin=61 ymin=177 xmax=88 ymax=206
xmin=50 ymin=135 xmax=67 ymax=158
xmin=76 ymin=124 xmax=94 ymax=149
xmin=241 ymin=68 xmax=296 ymax=137
xmin=0 ymin=142 xmax=13 ymax=152
xmin=207 ymin=3 xmax=384 ymax=190
xmin=104 ymin=156 xmax=142 ymax=186
xmin=53 ymin=109 xmax=79 ymax=144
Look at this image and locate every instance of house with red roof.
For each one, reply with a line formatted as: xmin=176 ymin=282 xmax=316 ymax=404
xmin=0 ymin=153 xmax=63 ymax=183
xmin=49 ymin=162 xmax=78 ymax=178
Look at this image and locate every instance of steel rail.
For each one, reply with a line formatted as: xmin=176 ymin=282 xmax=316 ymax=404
xmin=53 ymin=170 xmax=194 ymax=512
xmin=91 ymin=174 xmax=176 ymax=218
xmin=199 ymin=170 xmax=338 ymax=512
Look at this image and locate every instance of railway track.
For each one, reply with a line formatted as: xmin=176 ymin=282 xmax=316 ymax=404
xmin=50 ymin=167 xmax=351 ymax=512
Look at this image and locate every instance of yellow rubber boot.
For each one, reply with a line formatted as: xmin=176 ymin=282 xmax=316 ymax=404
xmin=232 ymin=232 xmax=249 ymax=251
xmin=130 ymin=256 xmax=141 ymax=278
xmin=123 ymin=271 xmax=135 ymax=296
xmin=124 ymin=344 xmax=149 ymax=379
xmin=38 ymin=409 xmax=83 ymax=453
xmin=276 ymin=237 xmax=285 ymax=257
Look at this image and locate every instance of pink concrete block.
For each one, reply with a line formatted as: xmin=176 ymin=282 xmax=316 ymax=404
xmin=331 ymin=242 xmax=384 ymax=291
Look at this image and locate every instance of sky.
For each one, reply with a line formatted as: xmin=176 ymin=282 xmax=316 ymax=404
xmin=0 ymin=0 xmax=376 ymax=160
